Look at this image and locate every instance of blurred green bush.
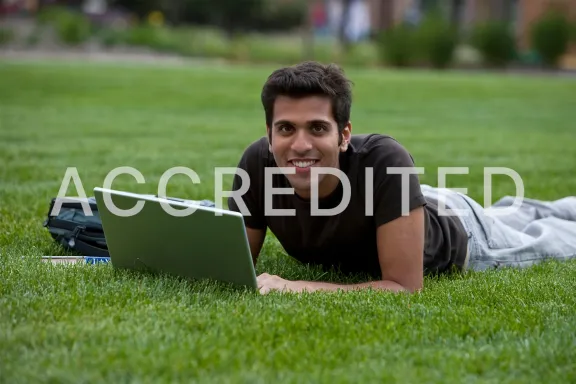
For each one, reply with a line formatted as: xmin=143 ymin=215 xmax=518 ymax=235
xmin=415 ymin=13 xmax=458 ymax=69
xmin=0 ymin=28 xmax=14 ymax=46
xmin=253 ymin=0 xmax=307 ymax=33
xmin=151 ymin=0 xmax=305 ymax=36
xmin=470 ymin=22 xmax=516 ymax=68
xmin=37 ymin=6 xmax=92 ymax=45
xmin=530 ymin=8 xmax=572 ymax=68
xmin=377 ymin=24 xmax=416 ymax=67
xmin=96 ymin=27 xmax=125 ymax=47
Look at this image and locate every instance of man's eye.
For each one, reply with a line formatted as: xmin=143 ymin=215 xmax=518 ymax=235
xmin=278 ymin=125 xmax=292 ymax=133
xmin=312 ymin=125 xmax=326 ymax=133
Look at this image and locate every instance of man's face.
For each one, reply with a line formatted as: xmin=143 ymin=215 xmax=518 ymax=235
xmin=267 ymin=95 xmax=351 ymax=199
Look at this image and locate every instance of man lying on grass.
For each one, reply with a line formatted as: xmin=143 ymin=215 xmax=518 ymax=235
xmin=227 ymin=61 xmax=576 ymax=295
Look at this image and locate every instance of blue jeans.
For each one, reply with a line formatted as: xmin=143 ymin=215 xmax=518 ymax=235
xmin=420 ymin=185 xmax=576 ymax=271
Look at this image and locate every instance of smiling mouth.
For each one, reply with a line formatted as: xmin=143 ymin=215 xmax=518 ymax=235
xmin=289 ymin=160 xmax=317 ymax=168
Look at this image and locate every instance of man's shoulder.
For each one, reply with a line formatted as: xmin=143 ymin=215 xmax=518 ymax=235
xmin=348 ymin=133 xmax=416 ymax=166
xmin=243 ymin=136 xmax=269 ymax=156
xmin=237 ymin=136 xmax=274 ymax=168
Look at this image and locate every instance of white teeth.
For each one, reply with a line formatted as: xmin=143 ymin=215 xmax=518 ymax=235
xmin=292 ymin=160 xmax=316 ymax=168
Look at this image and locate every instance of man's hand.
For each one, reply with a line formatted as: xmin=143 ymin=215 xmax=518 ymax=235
xmin=257 ymin=273 xmax=308 ymax=294
xmin=256 ymin=273 xmax=410 ymax=295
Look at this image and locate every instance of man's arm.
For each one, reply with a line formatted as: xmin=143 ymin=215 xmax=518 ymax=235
xmin=313 ymin=206 xmax=424 ymax=292
xmin=257 ymin=207 xmax=425 ymax=294
xmin=246 ymin=227 xmax=266 ymax=266
xmin=226 ymin=140 xmax=269 ymax=266
xmin=375 ymin=206 xmax=424 ymax=292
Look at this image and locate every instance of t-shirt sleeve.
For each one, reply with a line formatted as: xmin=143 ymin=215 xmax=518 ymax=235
xmin=367 ymin=138 xmax=426 ymax=227
xmin=227 ymin=139 xmax=267 ymax=230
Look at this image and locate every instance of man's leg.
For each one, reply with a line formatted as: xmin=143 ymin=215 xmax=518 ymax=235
xmin=490 ymin=195 xmax=576 ymax=231
xmin=420 ymin=185 xmax=576 ymax=271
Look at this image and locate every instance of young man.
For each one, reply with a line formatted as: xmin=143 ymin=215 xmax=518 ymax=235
xmin=227 ymin=61 xmax=576 ymax=295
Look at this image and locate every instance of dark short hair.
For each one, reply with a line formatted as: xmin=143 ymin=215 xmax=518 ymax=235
xmin=261 ymin=61 xmax=353 ymax=144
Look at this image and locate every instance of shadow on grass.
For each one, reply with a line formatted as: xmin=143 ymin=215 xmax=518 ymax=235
xmin=109 ymin=266 xmax=258 ymax=296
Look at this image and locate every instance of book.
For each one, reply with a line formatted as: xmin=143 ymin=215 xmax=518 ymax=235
xmin=41 ymin=256 xmax=110 ymax=265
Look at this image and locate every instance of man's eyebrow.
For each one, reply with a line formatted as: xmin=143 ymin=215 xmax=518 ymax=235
xmin=273 ymin=119 xmax=330 ymax=126
xmin=308 ymin=119 xmax=331 ymax=125
xmin=273 ymin=120 xmax=293 ymax=126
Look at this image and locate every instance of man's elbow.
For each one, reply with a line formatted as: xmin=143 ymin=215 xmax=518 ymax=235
xmin=385 ymin=269 xmax=423 ymax=293
xmin=406 ymin=282 xmax=423 ymax=293
xmin=403 ymin=277 xmax=423 ymax=293
xmin=396 ymin=283 xmax=422 ymax=294
xmin=375 ymin=278 xmax=422 ymax=293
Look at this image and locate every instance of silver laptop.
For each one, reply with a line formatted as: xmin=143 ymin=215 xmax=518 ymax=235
xmin=93 ymin=187 xmax=258 ymax=290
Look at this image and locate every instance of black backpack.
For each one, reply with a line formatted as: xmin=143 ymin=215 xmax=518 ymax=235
xmin=43 ymin=197 xmax=109 ymax=257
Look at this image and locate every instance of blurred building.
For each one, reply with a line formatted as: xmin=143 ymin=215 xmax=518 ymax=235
xmin=366 ymin=0 xmax=576 ymax=55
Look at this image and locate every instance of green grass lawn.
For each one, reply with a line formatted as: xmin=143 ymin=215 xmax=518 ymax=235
xmin=1 ymin=59 xmax=575 ymax=383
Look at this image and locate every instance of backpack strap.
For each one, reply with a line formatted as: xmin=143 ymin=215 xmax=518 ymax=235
xmin=66 ymin=236 xmax=109 ymax=257
xmin=53 ymin=224 xmax=109 ymax=258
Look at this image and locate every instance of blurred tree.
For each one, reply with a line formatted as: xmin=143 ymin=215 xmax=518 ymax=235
xmin=338 ymin=0 xmax=352 ymax=51
xmin=302 ymin=0 xmax=315 ymax=61
xmin=192 ymin=0 xmax=265 ymax=38
xmin=113 ymin=0 xmax=306 ymax=35
xmin=109 ymin=0 xmax=304 ymax=37
xmin=109 ymin=0 xmax=158 ymax=19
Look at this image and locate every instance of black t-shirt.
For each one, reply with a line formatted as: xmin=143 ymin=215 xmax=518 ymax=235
xmin=227 ymin=134 xmax=469 ymax=276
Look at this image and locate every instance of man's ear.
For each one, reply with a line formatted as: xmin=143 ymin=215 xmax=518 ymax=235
xmin=340 ymin=122 xmax=352 ymax=152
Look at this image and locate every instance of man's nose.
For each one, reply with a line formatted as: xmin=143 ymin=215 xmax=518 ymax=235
xmin=291 ymin=130 xmax=313 ymax=153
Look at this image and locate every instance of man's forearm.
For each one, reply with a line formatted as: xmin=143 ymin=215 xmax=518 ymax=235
xmin=298 ymin=279 xmax=409 ymax=293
